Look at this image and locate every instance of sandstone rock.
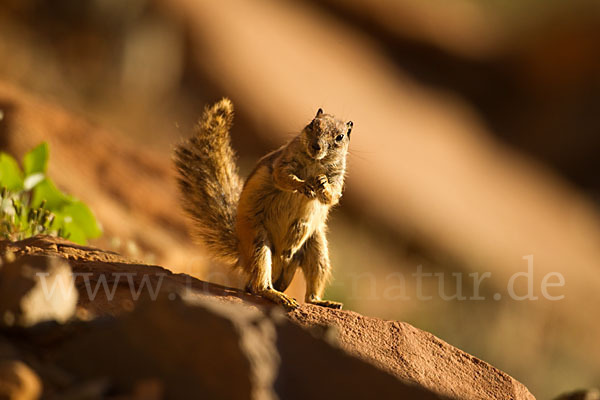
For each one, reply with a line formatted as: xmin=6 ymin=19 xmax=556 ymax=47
xmin=0 ymin=360 xmax=42 ymax=400
xmin=52 ymin=292 xmax=280 ymax=400
xmin=0 ymin=255 xmax=77 ymax=327
xmin=274 ymin=318 xmax=446 ymax=399
xmin=0 ymin=237 xmax=534 ymax=399
xmin=288 ymin=306 xmax=535 ymax=400
xmin=46 ymin=291 xmax=448 ymax=400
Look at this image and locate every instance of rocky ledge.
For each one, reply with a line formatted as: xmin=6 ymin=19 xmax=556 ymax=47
xmin=0 ymin=236 xmax=534 ymax=399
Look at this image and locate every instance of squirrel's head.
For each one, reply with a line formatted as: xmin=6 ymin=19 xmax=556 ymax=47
xmin=302 ymin=108 xmax=353 ymax=161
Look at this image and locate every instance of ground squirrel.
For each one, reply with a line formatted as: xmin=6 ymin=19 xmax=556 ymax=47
xmin=174 ymin=99 xmax=352 ymax=310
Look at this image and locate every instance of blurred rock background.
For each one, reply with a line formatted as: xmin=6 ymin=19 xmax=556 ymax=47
xmin=0 ymin=0 xmax=599 ymax=397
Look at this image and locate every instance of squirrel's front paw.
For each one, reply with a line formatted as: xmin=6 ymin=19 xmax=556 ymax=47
xmin=299 ymin=183 xmax=316 ymax=199
xmin=315 ymin=174 xmax=329 ymax=189
xmin=315 ymin=175 xmax=333 ymax=203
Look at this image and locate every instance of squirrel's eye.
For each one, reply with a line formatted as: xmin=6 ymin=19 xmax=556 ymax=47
xmin=335 ymin=134 xmax=344 ymax=142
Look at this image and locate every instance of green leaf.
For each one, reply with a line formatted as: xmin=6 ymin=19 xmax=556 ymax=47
xmin=0 ymin=153 xmax=24 ymax=191
xmin=23 ymin=142 xmax=49 ymax=176
xmin=61 ymin=201 xmax=102 ymax=239
xmin=31 ymin=179 xmax=71 ymax=210
xmin=1 ymin=142 xmax=103 ymax=244
xmin=58 ymin=215 xmax=87 ymax=245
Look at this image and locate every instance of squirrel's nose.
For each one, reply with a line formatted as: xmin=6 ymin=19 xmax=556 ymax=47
xmin=312 ymin=143 xmax=321 ymax=151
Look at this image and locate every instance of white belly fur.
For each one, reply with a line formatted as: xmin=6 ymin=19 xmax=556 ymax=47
xmin=263 ymin=188 xmax=328 ymax=256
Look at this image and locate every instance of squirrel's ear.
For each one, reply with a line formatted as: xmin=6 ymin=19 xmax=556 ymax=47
xmin=315 ymin=108 xmax=324 ymax=118
xmin=347 ymin=121 xmax=353 ymax=137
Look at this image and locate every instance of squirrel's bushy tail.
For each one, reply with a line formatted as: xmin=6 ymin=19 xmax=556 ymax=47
xmin=174 ymin=98 xmax=242 ymax=264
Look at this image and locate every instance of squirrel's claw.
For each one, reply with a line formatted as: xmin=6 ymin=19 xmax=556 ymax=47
xmin=300 ymin=183 xmax=317 ymax=199
xmin=308 ymin=299 xmax=343 ymax=310
xmin=315 ymin=174 xmax=329 ymax=189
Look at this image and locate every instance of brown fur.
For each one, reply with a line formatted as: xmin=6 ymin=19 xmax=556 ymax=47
xmin=174 ymin=101 xmax=352 ymax=310
xmin=173 ymin=99 xmax=241 ymax=264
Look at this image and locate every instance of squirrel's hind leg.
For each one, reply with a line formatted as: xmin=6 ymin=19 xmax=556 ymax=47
xmin=243 ymin=229 xmax=300 ymax=311
xmin=299 ymin=229 xmax=343 ymax=310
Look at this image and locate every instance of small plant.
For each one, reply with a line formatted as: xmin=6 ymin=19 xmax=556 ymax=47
xmin=0 ymin=142 xmax=102 ymax=244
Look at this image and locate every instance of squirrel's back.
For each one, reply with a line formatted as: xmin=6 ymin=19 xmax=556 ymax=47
xmin=173 ymin=98 xmax=242 ymax=264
